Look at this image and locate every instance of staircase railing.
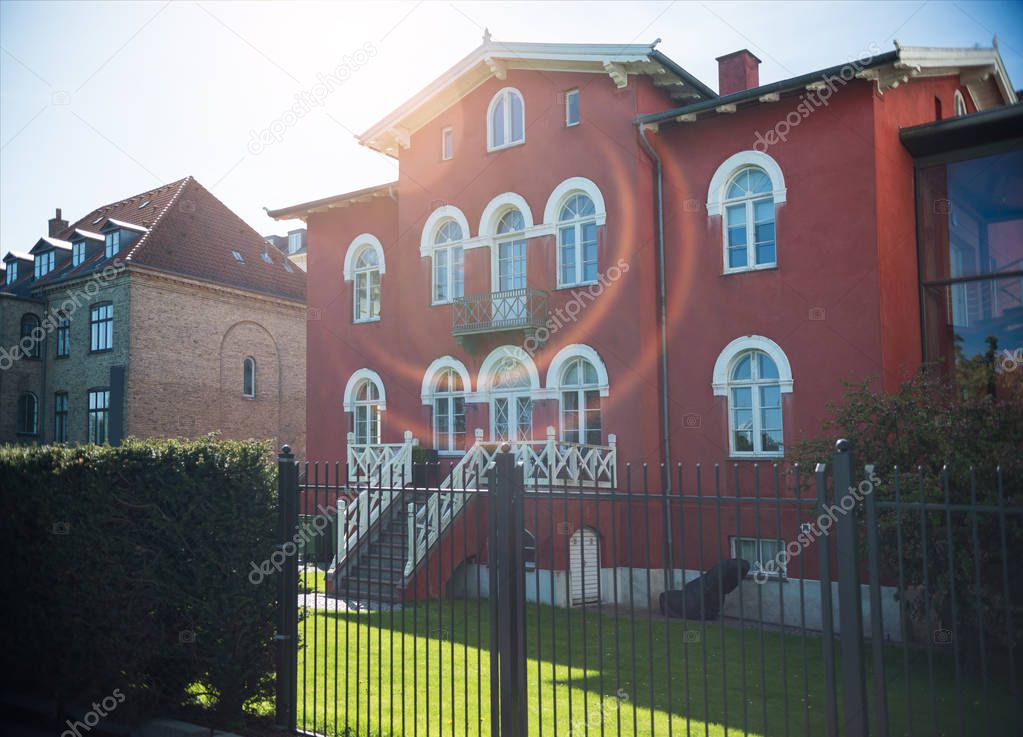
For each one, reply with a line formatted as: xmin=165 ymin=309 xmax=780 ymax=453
xmin=404 ymin=427 xmax=617 ymax=576
xmin=336 ymin=430 xmax=416 ymax=569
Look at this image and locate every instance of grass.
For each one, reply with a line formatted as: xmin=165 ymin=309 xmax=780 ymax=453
xmin=301 ymin=565 xmax=328 ymax=594
xmin=295 ymin=600 xmax=1013 ymax=737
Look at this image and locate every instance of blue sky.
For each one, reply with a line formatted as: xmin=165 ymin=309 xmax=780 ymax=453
xmin=1 ymin=1 xmax=1021 ymax=249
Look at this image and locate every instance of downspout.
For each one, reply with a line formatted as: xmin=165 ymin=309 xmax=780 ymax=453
xmin=637 ymin=122 xmax=671 ymax=492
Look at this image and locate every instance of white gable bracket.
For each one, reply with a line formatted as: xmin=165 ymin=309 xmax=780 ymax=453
xmin=602 ymin=61 xmax=628 ymax=89
xmin=484 ymin=57 xmax=507 ymax=80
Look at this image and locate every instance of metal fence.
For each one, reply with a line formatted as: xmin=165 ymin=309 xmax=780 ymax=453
xmin=274 ymin=441 xmax=1021 ymax=737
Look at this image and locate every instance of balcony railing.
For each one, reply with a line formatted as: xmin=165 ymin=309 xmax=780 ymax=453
xmin=451 ymin=287 xmax=548 ymax=336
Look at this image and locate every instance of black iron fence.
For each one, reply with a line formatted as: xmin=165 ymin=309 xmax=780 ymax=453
xmin=274 ymin=441 xmax=1021 ymax=737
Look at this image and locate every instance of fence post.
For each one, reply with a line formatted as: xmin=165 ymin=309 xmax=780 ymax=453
xmin=863 ymin=464 xmax=890 ymax=737
xmin=275 ymin=445 xmax=299 ymax=732
xmin=834 ymin=439 xmax=868 ymax=737
xmin=487 ymin=445 xmax=527 ymax=737
xmin=815 ymin=462 xmax=840 ymax=737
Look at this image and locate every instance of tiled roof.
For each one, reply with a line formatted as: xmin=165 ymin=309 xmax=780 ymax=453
xmin=2 ymin=177 xmax=305 ymax=302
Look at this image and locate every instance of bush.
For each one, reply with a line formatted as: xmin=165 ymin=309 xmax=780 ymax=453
xmin=0 ymin=435 xmax=280 ymax=726
xmin=789 ymin=372 xmax=1022 ymax=661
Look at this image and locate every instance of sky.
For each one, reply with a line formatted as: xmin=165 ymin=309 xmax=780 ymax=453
xmin=1 ymin=0 xmax=1021 ymax=249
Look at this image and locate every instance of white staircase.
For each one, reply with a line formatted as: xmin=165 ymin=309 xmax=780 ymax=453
xmin=404 ymin=426 xmax=617 ymax=576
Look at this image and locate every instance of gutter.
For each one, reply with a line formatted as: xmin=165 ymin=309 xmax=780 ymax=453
xmin=637 ymin=122 xmax=672 ymax=491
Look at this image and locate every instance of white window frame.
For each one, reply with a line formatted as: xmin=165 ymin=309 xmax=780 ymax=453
xmin=288 ymin=231 xmax=302 ymax=254
xmin=343 ymin=234 xmax=385 ymax=323
xmin=558 ymin=356 xmax=603 ymax=445
xmin=730 ymin=536 xmax=787 ymax=578
xmin=556 ymin=193 xmax=599 ymax=288
xmin=431 ymin=220 xmax=465 ymax=305
xmin=242 ymin=356 xmax=256 ymax=398
xmin=441 ymin=127 xmax=453 ymax=161
xmin=712 ymin=335 xmax=792 ymax=459
xmin=721 ymin=167 xmax=777 ymax=273
xmin=487 ymin=87 xmax=525 ymax=152
xmin=104 ymin=230 xmax=121 ymax=259
xmin=72 ymin=240 xmax=86 ymax=267
xmin=34 ymin=250 xmax=55 ymax=278
xmin=352 ymin=380 xmax=382 ymax=445
xmin=565 ymin=89 xmax=580 ymax=127
xmin=429 ymin=367 xmax=467 ymax=453
xmin=953 ymin=90 xmax=967 ymax=117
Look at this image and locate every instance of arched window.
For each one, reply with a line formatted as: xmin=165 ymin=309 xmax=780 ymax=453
xmin=723 ymin=166 xmax=776 ymax=271
xmin=242 ymin=356 xmax=256 ymax=398
xmin=557 ymin=194 xmax=598 ymax=287
xmin=430 ymin=366 xmax=466 ymax=452
xmin=432 ymin=220 xmax=464 ymax=304
xmin=352 ymin=379 xmax=382 ymax=445
xmin=17 ymin=392 xmax=38 ymax=435
xmin=491 ymin=356 xmax=532 ymax=442
xmin=559 ymin=356 xmax=602 ymax=445
xmin=20 ymin=314 xmax=42 ymax=359
xmin=353 ymin=245 xmax=381 ymax=322
xmin=727 ymin=350 xmax=783 ymax=456
xmin=953 ymin=90 xmax=968 ymax=117
xmin=488 ymin=87 xmax=525 ymax=151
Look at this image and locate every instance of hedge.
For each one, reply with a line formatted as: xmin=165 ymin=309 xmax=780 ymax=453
xmin=0 ymin=435 xmax=280 ymax=726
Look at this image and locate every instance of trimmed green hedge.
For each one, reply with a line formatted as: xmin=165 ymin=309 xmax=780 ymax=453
xmin=0 ymin=436 xmax=280 ymax=725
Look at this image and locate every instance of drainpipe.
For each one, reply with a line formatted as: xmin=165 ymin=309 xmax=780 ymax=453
xmin=637 ymin=122 xmax=672 ymax=492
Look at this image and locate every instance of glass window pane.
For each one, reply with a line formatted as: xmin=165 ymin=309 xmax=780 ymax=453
xmin=757 ymin=354 xmax=779 ymax=380
xmin=760 ymin=384 xmax=781 ymax=408
xmin=726 ymin=170 xmax=749 ymax=199
xmin=731 ymin=355 xmax=752 ymax=381
xmin=452 ymin=247 xmax=464 ymax=297
xmin=492 ymin=96 xmax=505 ymax=146
xmin=756 ymin=241 xmax=776 ymax=266
xmin=510 ymin=92 xmax=524 ymax=142
xmin=726 ymin=203 xmax=746 ymax=227
xmin=560 ymin=225 xmax=576 ymax=284
xmin=748 ymin=168 xmax=771 ymax=194
xmin=583 ymin=361 xmax=597 ymax=385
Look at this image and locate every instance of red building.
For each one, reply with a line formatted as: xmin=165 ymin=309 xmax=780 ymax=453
xmin=269 ymin=38 xmax=1017 ymax=618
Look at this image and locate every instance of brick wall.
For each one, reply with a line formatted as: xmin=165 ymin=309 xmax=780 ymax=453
xmin=125 ymin=268 xmax=306 ymax=456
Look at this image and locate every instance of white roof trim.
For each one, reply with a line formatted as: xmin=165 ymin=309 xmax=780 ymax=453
xmin=359 ymin=40 xmax=696 ymax=154
xmin=712 ymin=335 xmax=793 ymax=396
xmin=73 ymin=229 xmax=105 ymax=241
xmin=421 ymin=356 xmax=473 ymax=404
xmin=103 ymin=218 xmax=149 ymax=234
xmin=342 ymin=233 xmax=386 ymax=281
xmin=4 ymin=250 xmax=34 ymax=261
xmin=342 ymin=368 xmax=387 ymax=412
xmin=35 ymin=237 xmax=73 ymax=251
xmin=545 ymin=344 xmax=610 ymax=397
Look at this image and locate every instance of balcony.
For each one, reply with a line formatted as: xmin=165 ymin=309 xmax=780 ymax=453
xmin=451 ymin=287 xmax=549 ymax=339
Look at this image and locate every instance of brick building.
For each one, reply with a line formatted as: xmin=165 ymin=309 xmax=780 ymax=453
xmin=1 ymin=177 xmax=307 ymax=455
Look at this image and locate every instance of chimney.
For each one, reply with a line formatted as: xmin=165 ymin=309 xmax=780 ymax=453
xmin=716 ymin=50 xmax=761 ymax=96
xmin=48 ymin=207 xmax=68 ymax=237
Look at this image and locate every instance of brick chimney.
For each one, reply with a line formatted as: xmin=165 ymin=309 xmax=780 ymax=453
xmin=716 ymin=50 xmax=761 ymax=96
xmin=48 ymin=207 xmax=68 ymax=237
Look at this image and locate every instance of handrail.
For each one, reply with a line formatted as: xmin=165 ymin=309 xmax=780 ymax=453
xmin=336 ymin=430 xmax=416 ymax=569
xmin=451 ymin=286 xmax=549 ymax=335
xmin=404 ymin=427 xmax=617 ymax=576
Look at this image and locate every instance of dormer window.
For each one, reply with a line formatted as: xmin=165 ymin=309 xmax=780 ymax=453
xmin=6 ymin=262 xmax=17 ymax=284
xmin=34 ymin=250 xmax=55 ymax=279
xmin=487 ymin=87 xmax=525 ymax=151
xmin=287 ymin=231 xmax=302 ymax=254
xmin=72 ymin=240 xmax=87 ymax=267
xmin=105 ymin=230 xmax=121 ymax=258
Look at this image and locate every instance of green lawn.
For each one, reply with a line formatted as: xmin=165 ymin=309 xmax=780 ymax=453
xmin=296 ymin=601 xmax=1013 ymax=737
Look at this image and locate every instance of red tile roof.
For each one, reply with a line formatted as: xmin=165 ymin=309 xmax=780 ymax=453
xmin=3 ymin=177 xmax=305 ymax=302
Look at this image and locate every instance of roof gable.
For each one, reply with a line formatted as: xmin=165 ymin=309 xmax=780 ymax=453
xmin=359 ymin=39 xmax=715 ymax=156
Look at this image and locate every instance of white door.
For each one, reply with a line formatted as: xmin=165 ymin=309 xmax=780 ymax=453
xmin=496 ymin=238 xmax=527 ymax=320
xmin=492 ymin=394 xmax=533 ymax=442
xmin=569 ymin=527 xmax=600 ymax=606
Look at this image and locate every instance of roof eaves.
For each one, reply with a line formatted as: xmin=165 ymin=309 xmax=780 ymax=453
xmin=636 ymin=51 xmax=898 ymax=125
xmin=265 ymin=181 xmax=397 ymax=220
